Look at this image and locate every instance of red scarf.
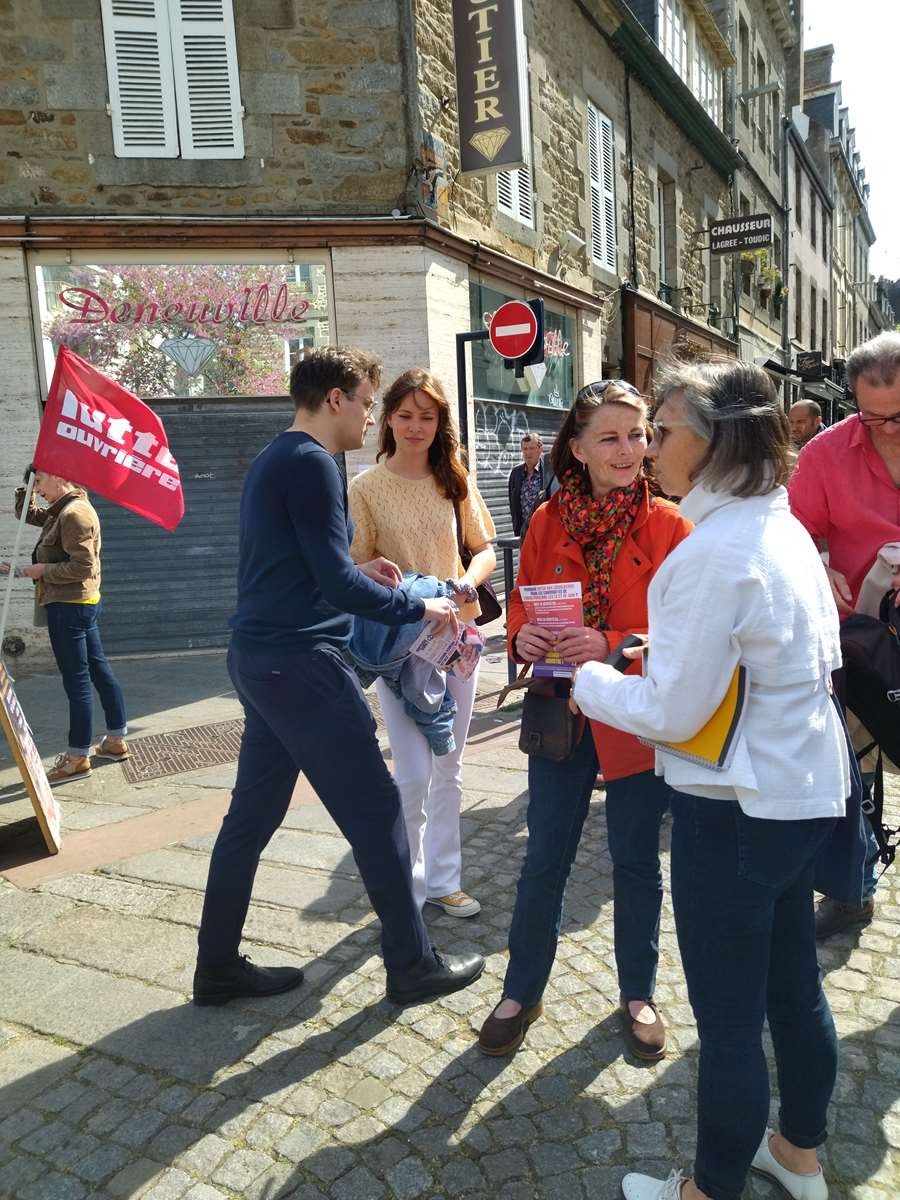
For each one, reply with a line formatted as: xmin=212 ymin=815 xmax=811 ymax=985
xmin=557 ymin=470 xmax=645 ymax=629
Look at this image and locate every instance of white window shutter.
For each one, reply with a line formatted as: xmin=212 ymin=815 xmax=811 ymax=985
xmin=517 ymin=163 xmax=534 ymax=224
xmin=168 ymin=0 xmax=244 ymax=159
xmin=599 ymin=111 xmax=617 ymax=272
xmin=588 ymin=104 xmax=617 ymax=272
xmin=100 ymin=0 xmax=179 ymax=158
xmin=497 ymin=170 xmax=515 ymax=213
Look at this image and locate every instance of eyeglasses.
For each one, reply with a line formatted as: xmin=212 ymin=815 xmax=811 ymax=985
xmin=577 ymin=379 xmax=641 ymax=402
xmin=341 ymin=388 xmax=376 ymax=414
xmin=854 ymin=402 xmax=900 ymax=427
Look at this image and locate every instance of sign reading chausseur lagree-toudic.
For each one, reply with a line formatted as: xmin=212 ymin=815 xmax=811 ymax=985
xmin=453 ymin=0 xmax=528 ymax=175
xmin=709 ymin=214 xmax=773 ymax=254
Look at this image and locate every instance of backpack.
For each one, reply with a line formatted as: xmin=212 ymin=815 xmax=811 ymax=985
xmin=838 ymin=589 xmax=900 ymax=870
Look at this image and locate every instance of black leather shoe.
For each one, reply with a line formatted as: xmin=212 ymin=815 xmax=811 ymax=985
xmin=386 ymin=948 xmax=484 ymax=1006
xmin=814 ymin=896 xmax=875 ymax=941
xmin=193 ymin=955 xmax=304 ymax=1006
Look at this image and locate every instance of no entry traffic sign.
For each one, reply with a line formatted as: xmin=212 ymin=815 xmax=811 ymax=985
xmin=488 ymin=300 xmax=538 ymax=359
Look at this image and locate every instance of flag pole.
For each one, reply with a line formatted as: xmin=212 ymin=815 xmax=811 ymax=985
xmin=0 ymin=471 xmax=36 ymax=655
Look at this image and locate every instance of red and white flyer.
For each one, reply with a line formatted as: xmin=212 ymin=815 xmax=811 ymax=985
xmin=519 ymin=581 xmax=584 ymax=677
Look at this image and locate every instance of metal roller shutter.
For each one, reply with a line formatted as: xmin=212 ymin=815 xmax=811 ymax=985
xmin=473 ymin=399 xmax=566 ymax=596
xmin=92 ymin=398 xmax=293 ymax=654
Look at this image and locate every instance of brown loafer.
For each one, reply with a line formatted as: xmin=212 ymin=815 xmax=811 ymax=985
xmin=620 ymin=997 xmax=666 ymax=1062
xmin=478 ymin=999 xmax=543 ymax=1057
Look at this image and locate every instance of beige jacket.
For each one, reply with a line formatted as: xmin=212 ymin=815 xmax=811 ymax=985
xmin=15 ymin=487 xmax=102 ymax=605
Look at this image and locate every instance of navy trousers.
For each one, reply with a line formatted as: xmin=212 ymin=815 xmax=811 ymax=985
xmin=197 ymin=643 xmax=431 ymax=971
xmin=670 ymin=793 xmax=837 ymax=1200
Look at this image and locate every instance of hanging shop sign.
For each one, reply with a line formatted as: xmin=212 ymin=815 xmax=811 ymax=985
xmin=797 ymin=350 xmax=825 ymax=380
xmin=453 ymin=0 xmax=528 ymax=175
xmin=709 ymin=214 xmax=773 ymax=254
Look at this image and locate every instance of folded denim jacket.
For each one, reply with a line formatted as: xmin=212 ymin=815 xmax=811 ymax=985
xmin=348 ymin=572 xmax=458 ymax=756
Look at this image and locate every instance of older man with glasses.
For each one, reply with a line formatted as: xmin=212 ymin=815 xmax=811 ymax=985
xmin=789 ymin=331 xmax=900 ymax=939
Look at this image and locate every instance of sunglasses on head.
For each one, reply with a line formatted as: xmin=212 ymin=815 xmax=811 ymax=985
xmin=577 ymin=379 xmax=641 ymax=403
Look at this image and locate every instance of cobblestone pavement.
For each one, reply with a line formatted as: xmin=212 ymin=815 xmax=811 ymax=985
xmin=0 ymin=648 xmax=898 ymax=1199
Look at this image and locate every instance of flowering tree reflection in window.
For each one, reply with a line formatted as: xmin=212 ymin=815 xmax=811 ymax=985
xmin=40 ymin=262 xmax=330 ymax=398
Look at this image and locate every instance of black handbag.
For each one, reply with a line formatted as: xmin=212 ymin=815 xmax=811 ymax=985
xmin=498 ymin=664 xmax=585 ymax=762
xmin=454 ymin=502 xmax=502 ymax=626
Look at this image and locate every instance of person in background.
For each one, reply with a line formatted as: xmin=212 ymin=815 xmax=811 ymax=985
xmin=477 ymin=380 xmax=691 ymax=1061
xmin=194 ymin=347 xmax=484 ymax=1008
xmin=571 ymin=360 xmax=850 ymax=1200
xmin=349 ymin=368 xmax=496 ymax=919
xmin=788 ymin=399 xmax=823 ymax=448
xmin=508 ymin=433 xmax=556 ymax=538
xmin=12 ymin=468 xmax=128 ymax=785
xmin=789 ymin=331 xmax=900 ymax=939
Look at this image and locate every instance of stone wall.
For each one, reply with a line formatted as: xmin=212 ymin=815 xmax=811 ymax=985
xmin=0 ymin=0 xmax=410 ymax=214
xmin=416 ymin=0 xmax=730 ymax=333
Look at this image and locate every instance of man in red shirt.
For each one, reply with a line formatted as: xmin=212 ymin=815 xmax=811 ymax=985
xmin=789 ymin=331 xmax=900 ymax=937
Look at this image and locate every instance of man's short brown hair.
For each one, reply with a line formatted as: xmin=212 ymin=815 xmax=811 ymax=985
xmin=289 ymin=346 xmax=383 ymax=411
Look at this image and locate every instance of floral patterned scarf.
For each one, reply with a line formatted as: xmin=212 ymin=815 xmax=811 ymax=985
xmin=557 ymin=469 xmax=645 ymax=629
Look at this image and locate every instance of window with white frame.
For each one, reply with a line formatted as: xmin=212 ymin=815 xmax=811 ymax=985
xmin=587 ymin=104 xmax=617 ymax=273
xmin=658 ymin=1 xmax=723 ymax=127
xmin=100 ymin=0 xmax=244 ymax=159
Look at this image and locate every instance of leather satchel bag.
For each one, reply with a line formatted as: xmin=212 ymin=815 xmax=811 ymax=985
xmin=454 ymin=502 xmax=502 ymax=626
xmin=498 ymin=664 xmax=584 ymax=762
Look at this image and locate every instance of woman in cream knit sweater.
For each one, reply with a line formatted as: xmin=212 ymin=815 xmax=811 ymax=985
xmin=349 ymin=368 xmax=496 ymax=918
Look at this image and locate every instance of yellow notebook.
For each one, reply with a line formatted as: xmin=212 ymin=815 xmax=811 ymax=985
xmin=640 ymin=664 xmax=749 ymax=770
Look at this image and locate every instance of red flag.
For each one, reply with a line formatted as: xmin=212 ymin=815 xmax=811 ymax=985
xmin=33 ymin=347 xmax=185 ymax=532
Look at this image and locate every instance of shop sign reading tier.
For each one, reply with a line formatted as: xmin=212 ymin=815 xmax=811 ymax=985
xmin=453 ymin=0 xmax=528 ymax=175
xmin=709 ymin=214 xmax=773 ymax=254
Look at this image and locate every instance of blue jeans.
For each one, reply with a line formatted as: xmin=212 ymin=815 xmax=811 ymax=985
xmin=197 ymin=644 xmax=430 ymax=971
xmin=670 ymin=792 xmax=838 ymax=1200
xmin=45 ymin=601 xmax=127 ymax=756
xmin=504 ymin=728 xmax=670 ymax=1006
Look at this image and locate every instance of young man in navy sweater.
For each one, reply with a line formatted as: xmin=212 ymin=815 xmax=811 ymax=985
xmin=194 ymin=347 xmax=484 ymax=1007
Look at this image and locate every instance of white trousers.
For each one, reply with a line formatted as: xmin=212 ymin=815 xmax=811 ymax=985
xmin=376 ymin=663 xmax=479 ymax=909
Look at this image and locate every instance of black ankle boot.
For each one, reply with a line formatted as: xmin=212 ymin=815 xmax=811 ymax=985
xmin=193 ymin=955 xmax=304 ymax=1006
xmin=386 ymin=947 xmax=484 ymax=1006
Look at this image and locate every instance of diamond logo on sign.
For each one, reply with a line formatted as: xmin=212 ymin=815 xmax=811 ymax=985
xmin=470 ymin=127 xmax=511 ymax=162
xmin=160 ymin=336 xmax=218 ymax=376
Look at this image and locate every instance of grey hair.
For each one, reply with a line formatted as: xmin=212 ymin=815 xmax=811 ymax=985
xmin=653 ymin=357 xmax=791 ymax=497
xmin=521 ymin=432 xmax=543 ymax=445
xmin=846 ymin=332 xmax=900 ymax=390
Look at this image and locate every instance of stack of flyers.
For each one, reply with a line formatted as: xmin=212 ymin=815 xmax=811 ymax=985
xmin=519 ymin=581 xmax=584 ymax=677
xmin=409 ymin=620 xmax=485 ymax=680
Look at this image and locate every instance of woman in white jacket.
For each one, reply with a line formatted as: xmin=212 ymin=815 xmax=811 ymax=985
xmin=571 ymin=360 xmax=850 ymax=1200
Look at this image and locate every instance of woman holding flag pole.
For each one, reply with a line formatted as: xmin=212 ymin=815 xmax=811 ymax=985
xmin=0 ymin=345 xmax=184 ymax=786
xmin=5 ymin=465 xmax=129 ymax=785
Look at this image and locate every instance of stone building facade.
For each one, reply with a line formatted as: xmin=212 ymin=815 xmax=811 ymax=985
xmin=0 ymin=0 xmax=743 ymax=666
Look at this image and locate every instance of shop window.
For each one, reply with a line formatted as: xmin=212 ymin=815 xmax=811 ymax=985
xmin=587 ymin=103 xmax=617 ymax=273
xmin=469 ymin=281 xmax=575 ymax=410
xmin=33 ymin=258 xmax=331 ymax=399
xmin=100 ymin=0 xmax=244 ymax=160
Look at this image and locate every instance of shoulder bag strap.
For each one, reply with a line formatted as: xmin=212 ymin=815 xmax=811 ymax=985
xmin=496 ymin=662 xmax=532 ymax=709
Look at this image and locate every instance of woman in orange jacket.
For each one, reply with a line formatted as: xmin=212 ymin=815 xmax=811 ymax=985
xmin=477 ymin=380 xmax=692 ymax=1061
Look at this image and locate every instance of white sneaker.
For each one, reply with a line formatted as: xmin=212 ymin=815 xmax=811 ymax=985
xmin=425 ymin=890 xmax=481 ymax=917
xmin=751 ymin=1130 xmax=828 ymax=1199
xmin=622 ymin=1168 xmax=687 ymax=1200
